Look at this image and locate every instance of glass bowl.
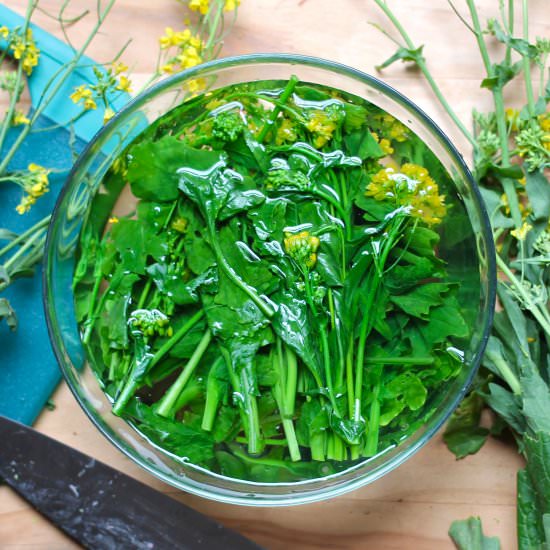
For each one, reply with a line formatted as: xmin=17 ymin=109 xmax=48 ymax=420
xmin=43 ymin=53 xmax=496 ymax=506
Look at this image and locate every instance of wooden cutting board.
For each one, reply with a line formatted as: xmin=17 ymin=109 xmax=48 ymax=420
xmin=2 ymin=0 xmax=546 ymax=547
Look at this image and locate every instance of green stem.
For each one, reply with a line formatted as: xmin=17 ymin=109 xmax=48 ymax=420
xmin=273 ymin=340 xmax=301 ymax=461
xmin=201 ymin=356 xmax=225 ymax=431
xmin=0 ymin=0 xmax=117 ymax=175
xmin=364 ymin=376 xmax=381 ymax=458
xmin=497 ymin=256 xmax=550 ymax=338
xmin=485 ymin=347 xmax=521 ymax=396
xmin=465 ymin=0 xmax=522 ymax=231
xmin=366 ymin=356 xmax=435 ymax=365
xmin=209 ymin=226 xmax=275 ymax=318
xmin=521 ymin=0 xmax=536 ymax=118
xmin=0 ymin=215 xmax=50 ymax=260
xmin=156 ymin=329 xmax=212 ymax=417
xmin=3 ymin=225 xmax=47 ymax=271
xmin=257 ymin=75 xmax=299 ymax=143
xmin=150 ymin=310 xmax=205 ymax=368
xmin=0 ymin=0 xmax=35 ymax=156
xmin=284 ymin=345 xmax=298 ymax=416
xmin=374 ymin=0 xmax=475 ymax=147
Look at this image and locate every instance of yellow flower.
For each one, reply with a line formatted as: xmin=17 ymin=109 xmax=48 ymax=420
xmin=28 ymin=163 xmax=44 ymax=173
xmin=189 ymin=0 xmax=209 ymax=14
xmin=0 ymin=26 xmax=9 ymax=38
xmin=84 ymin=97 xmax=97 ymax=110
xmin=116 ymin=75 xmax=133 ymax=93
xmin=305 ymin=110 xmax=338 ymax=148
xmin=16 ymin=195 xmax=36 ymax=215
xmin=371 ymin=132 xmax=394 ymax=155
xmin=188 ymin=35 xmax=203 ymax=50
xmin=186 ymin=78 xmax=206 ymax=93
xmin=103 ymin=107 xmax=115 ymax=124
xmin=284 ymin=231 xmax=320 ymax=269
xmin=108 ymin=216 xmax=119 ymax=224
xmin=159 ymin=27 xmax=191 ymax=49
xmin=276 ymin=118 xmax=297 ymax=145
xmin=538 ymin=112 xmax=550 ymax=152
xmin=12 ymin=110 xmax=30 ymax=125
xmin=224 ymin=0 xmax=241 ymax=11
xmin=70 ymin=84 xmax=93 ymax=104
xmin=366 ymin=163 xmax=446 ymax=225
xmin=178 ymin=45 xmax=203 ymax=69
xmin=161 ymin=63 xmax=175 ymax=74
xmin=511 ymin=222 xmax=533 ymax=241
xmin=171 ymin=217 xmax=188 ymax=233
xmin=506 ymin=108 xmax=520 ymax=132
xmin=112 ymin=61 xmax=128 ymax=75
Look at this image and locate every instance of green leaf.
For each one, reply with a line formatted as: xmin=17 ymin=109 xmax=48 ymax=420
xmin=390 ymin=282 xmax=452 ymax=319
xmin=517 ymin=468 xmax=546 ymax=549
xmin=524 ymin=431 xmax=550 ymax=516
xmin=526 ymin=170 xmax=550 ymax=221
xmin=127 ymin=137 xmax=220 ymax=201
xmin=108 ymin=219 xmax=167 ymax=275
xmin=481 ymin=61 xmax=522 ymax=91
xmin=0 ymin=297 xmax=17 ymax=331
xmin=448 ymin=517 xmax=501 ymax=550
xmin=343 ymin=130 xmax=383 ymax=159
xmin=521 ymin=370 xmax=550 ymax=434
xmin=376 ymin=45 xmax=425 ymax=70
xmin=489 ymin=19 xmax=539 ymax=58
xmin=271 ymin=290 xmax=322 ymax=382
xmin=384 ymin=373 xmax=428 ymax=411
xmin=124 ymin=400 xmax=214 ymax=467
xmin=417 ymin=294 xmax=469 ymax=346
xmin=443 ymin=393 xmax=489 ymax=459
xmin=485 ymin=383 xmax=525 ymax=434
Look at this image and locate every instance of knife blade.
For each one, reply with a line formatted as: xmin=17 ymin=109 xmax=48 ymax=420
xmin=0 ymin=415 xmax=263 ymax=550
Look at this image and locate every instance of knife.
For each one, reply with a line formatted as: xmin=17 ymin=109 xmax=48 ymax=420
xmin=0 ymin=415 xmax=263 ymax=550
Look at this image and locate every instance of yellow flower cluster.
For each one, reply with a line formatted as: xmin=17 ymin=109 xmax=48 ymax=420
xmin=159 ymin=27 xmax=204 ymax=77
xmin=188 ymin=0 xmax=240 ymax=13
xmin=16 ymin=163 xmax=50 ymax=215
xmin=70 ymin=85 xmax=97 ymax=110
xmin=510 ymin=221 xmax=533 ymax=242
xmin=69 ymin=62 xmax=133 ymax=121
xmin=539 ymin=111 xmax=550 ymax=153
xmin=284 ymin=231 xmax=320 ymax=269
xmin=224 ymin=0 xmax=240 ymax=11
xmin=276 ymin=117 xmax=297 ymax=145
xmin=371 ymin=131 xmax=394 ymax=155
xmin=305 ymin=109 xmax=339 ymax=148
xmin=12 ymin=109 xmax=30 ymax=125
xmin=4 ymin=27 xmax=40 ymax=75
xmin=366 ymin=163 xmax=446 ymax=226
xmin=189 ymin=0 xmax=210 ymax=14
xmin=374 ymin=113 xmax=409 ymax=143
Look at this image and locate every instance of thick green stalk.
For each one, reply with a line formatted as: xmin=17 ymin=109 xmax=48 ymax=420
xmin=201 ymin=357 xmax=225 ymax=431
xmin=273 ymin=340 xmax=301 ymax=461
xmin=111 ymin=310 xmax=205 ymax=415
xmin=257 ymin=75 xmax=299 ymax=143
xmin=156 ymin=329 xmax=212 ymax=418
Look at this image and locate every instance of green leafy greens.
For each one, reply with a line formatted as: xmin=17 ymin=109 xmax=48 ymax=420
xmin=74 ymin=77 xmax=474 ymax=481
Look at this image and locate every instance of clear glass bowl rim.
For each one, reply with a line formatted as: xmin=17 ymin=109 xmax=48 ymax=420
xmin=43 ymin=52 xmax=497 ymax=506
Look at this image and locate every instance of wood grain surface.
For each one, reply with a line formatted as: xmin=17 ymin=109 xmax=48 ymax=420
xmin=1 ymin=1 xmax=547 ymax=548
